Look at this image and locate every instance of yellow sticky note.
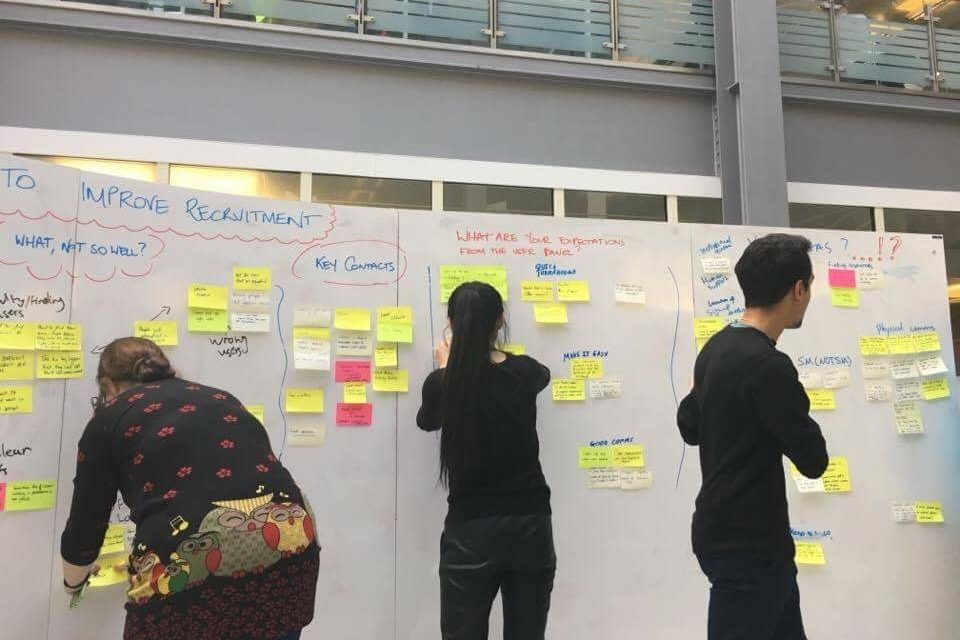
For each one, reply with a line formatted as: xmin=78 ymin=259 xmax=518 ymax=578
xmin=285 ymin=388 xmax=324 ymax=413
xmin=806 ymin=389 xmax=836 ymax=411
xmin=912 ymin=332 xmax=942 ymax=354
xmin=0 ymin=352 xmax=34 ymax=381
xmin=343 ymin=382 xmax=368 ymax=404
xmin=187 ymin=308 xmax=229 ymax=333
xmin=557 ymin=280 xmax=590 ymax=302
xmin=570 ymin=357 xmax=604 ymax=380
xmin=0 ymin=323 xmax=36 ymax=351
xmin=293 ymin=327 xmax=330 ymax=340
xmin=233 ymin=267 xmax=272 ymax=291
xmin=88 ymin=554 xmax=130 ymax=588
xmin=830 ymin=288 xmax=859 ymax=308
xmin=915 ymin=501 xmax=945 ymax=523
xmin=552 ymin=379 xmax=585 ymax=401
xmin=822 ymin=457 xmax=851 ymax=493
xmin=611 ymin=445 xmax=644 ymax=468
xmin=36 ymin=351 xmax=84 ymax=379
xmin=794 ymin=542 xmax=826 ymax=566
xmin=859 ymin=336 xmax=889 ymax=356
xmin=134 ymin=321 xmax=178 ymax=346
xmin=335 ymin=308 xmax=371 ymax=332
xmin=372 ymin=369 xmax=409 ymax=393
xmin=377 ymin=307 xmax=413 ymax=324
xmin=246 ymin=405 xmax=265 ymax=424
xmin=0 ymin=386 xmax=32 ymax=414
xmin=694 ymin=317 xmax=725 ymax=340
xmin=521 ymin=281 xmax=554 ymax=302
xmin=501 ymin=344 xmax=526 ymax=355
xmin=188 ymin=284 xmax=228 ymax=310
xmin=578 ymin=446 xmax=612 ymax=468
xmin=99 ymin=524 xmax=128 ymax=556
xmin=921 ymin=377 xmax=951 ymax=401
xmin=439 ymin=266 xmax=509 ymax=303
xmin=887 ymin=335 xmax=916 ymax=356
xmin=374 ymin=343 xmax=398 ymax=368
xmin=534 ymin=303 xmax=568 ymax=324
xmin=35 ymin=324 xmax=82 ymax=351
xmin=5 ymin=479 xmax=55 ymax=511
xmin=377 ymin=323 xmax=413 ymax=343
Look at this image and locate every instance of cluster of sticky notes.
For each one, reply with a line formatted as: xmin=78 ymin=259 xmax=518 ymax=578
xmin=892 ymin=501 xmax=944 ymax=524
xmin=579 ymin=445 xmax=651 ymax=490
xmin=0 ymin=322 xmax=85 ymax=387
xmin=828 ymin=268 xmax=860 ymax=309
xmin=285 ymin=388 xmax=324 ymax=413
xmin=790 ymin=457 xmax=850 ymax=494
xmin=794 ymin=542 xmax=827 ymax=566
xmin=570 ymin=357 xmax=603 ymax=380
xmin=439 ymin=265 xmax=509 ymax=302
xmin=227 ymin=267 xmax=273 ymax=332
xmin=293 ymin=327 xmax=331 ymax=372
xmin=693 ymin=317 xmax=725 ymax=352
xmin=288 ymin=424 xmax=326 ymax=447
xmin=134 ymin=321 xmax=178 ymax=346
xmin=0 ymin=479 xmax=56 ymax=511
xmin=552 ymin=379 xmax=586 ymax=402
xmin=377 ymin=307 xmax=413 ymax=343
xmin=187 ymin=284 xmax=229 ymax=333
xmin=858 ymin=331 xmax=943 ymax=358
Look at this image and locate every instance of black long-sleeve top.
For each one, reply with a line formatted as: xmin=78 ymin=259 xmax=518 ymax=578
xmin=677 ymin=324 xmax=829 ymax=560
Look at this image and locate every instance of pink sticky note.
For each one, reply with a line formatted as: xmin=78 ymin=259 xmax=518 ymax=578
xmin=828 ymin=268 xmax=857 ymax=289
xmin=336 ymin=402 xmax=372 ymax=427
xmin=335 ymin=360 xmax=372 ymax=383
xmin=0 ymin=483 xmax=6 ymax=511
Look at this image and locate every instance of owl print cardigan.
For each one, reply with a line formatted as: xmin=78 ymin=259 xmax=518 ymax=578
xmin=61 ymin=377 xmax=320 ymax=640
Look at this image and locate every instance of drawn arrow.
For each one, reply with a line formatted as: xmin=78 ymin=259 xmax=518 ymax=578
xmin=90 ymin=344 xmax=105 ymax=355
xmin=150 ymin=306 xmax=172 ymax=321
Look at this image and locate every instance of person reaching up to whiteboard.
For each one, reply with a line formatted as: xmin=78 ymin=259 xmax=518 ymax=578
xmin=60 ymin=337 xmax=319 ymax=640
xmin=417 ymin=282 xmax=556 ymax=640
xmin=677 ymin=234 xmax=829 ymax=640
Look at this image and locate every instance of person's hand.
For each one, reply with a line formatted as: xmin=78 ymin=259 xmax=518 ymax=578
xmin=63 ymin=563 xmax=99 ymax=594
xmin=434 ymin=341 xmax=450 ymax=369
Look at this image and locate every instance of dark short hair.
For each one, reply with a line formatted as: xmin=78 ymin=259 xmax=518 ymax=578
xmin=735 ymin=233 xmax=813 ymax=308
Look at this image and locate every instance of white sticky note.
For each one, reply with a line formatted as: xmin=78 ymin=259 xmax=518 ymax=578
xmin=701 ymin=256 xmax=731 ymax=274
xmin=588 ymin=378 xmax=622 ymax=399
xmin=856 ymin=269 xmax=885 ymax=290
xmin=619 ymin=468 xmax=653 ymax=490
xmin=890 ymin=359 xmax=920 ymax=380
xmin=293 ymin=338 xmax=331 ymax=371
xmin=336 ymin=332 xmax=373 ymax=357
xmin=293 ymin=305 xmax=332 ymax=327
xmin=287 ymin=424 xmax=326 ymax=447
xmin=917 ymin=355 xmax=949 ymax=377
xmin=614 ymin=283 xmax=646 ymax=304
xmin=864 ymin=382 xmax=893 ymax=402
xmin=861 ymin=360 xmax=891 ymax=380
xmin=230 ymin=313 xmax=270 ymax=333
xmin=791 ymin=466 xmax=826 ymax=493
xmin=232 ymin=292 xmax=271 ymax=311
xmin=798 ymin=370 xmax=823 ymax=390
xmin=892 ymin=502 xmax=917 ymax=523
xmin=586 ymin=468 xmax=621 ymax=489
xmin=822 ymin=369 xmax=850 ymax=390
xmin=895 ymin=379 xmax=923 ymax=402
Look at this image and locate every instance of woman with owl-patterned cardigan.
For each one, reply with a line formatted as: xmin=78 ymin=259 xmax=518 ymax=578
xmin=61 ymin=338 xmax=319 ymax=640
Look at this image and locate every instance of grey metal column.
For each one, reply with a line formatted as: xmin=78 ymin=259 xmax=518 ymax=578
xmin=713 ymin=0 xmax=790 ymax=227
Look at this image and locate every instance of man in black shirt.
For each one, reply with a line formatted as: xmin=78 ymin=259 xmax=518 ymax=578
xmin=677 ymin=233 xmax=829 ymax=640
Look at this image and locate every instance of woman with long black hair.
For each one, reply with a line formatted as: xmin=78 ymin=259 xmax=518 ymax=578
xmin=417 ymin=281 xmax=556 ymax=640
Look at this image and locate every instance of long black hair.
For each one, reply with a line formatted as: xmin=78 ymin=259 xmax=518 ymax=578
xmin=440 ymin=281 xmax=505 ymax=485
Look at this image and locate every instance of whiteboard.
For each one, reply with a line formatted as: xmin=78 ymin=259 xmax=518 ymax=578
xmin=0 ymin=153 xmax=957 ymax=640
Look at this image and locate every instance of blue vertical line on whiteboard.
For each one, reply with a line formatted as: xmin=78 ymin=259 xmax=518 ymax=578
xmin=427 ymin=265 xmax=437 ymax=369
xmin=275 ymin=283 xmax=289 ymax=459
xmin=667 ymin=265 xmax=686 ymax=489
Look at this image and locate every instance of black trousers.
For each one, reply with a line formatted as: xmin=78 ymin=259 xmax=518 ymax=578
xmin=697 ymin=555 xmax=808 ymax=640
xmin=440 ymin=514 xmax=556 ymax=640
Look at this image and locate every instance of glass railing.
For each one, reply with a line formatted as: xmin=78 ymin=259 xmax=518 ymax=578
xmin=778 ymin=1 xmax=959 ymax=95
